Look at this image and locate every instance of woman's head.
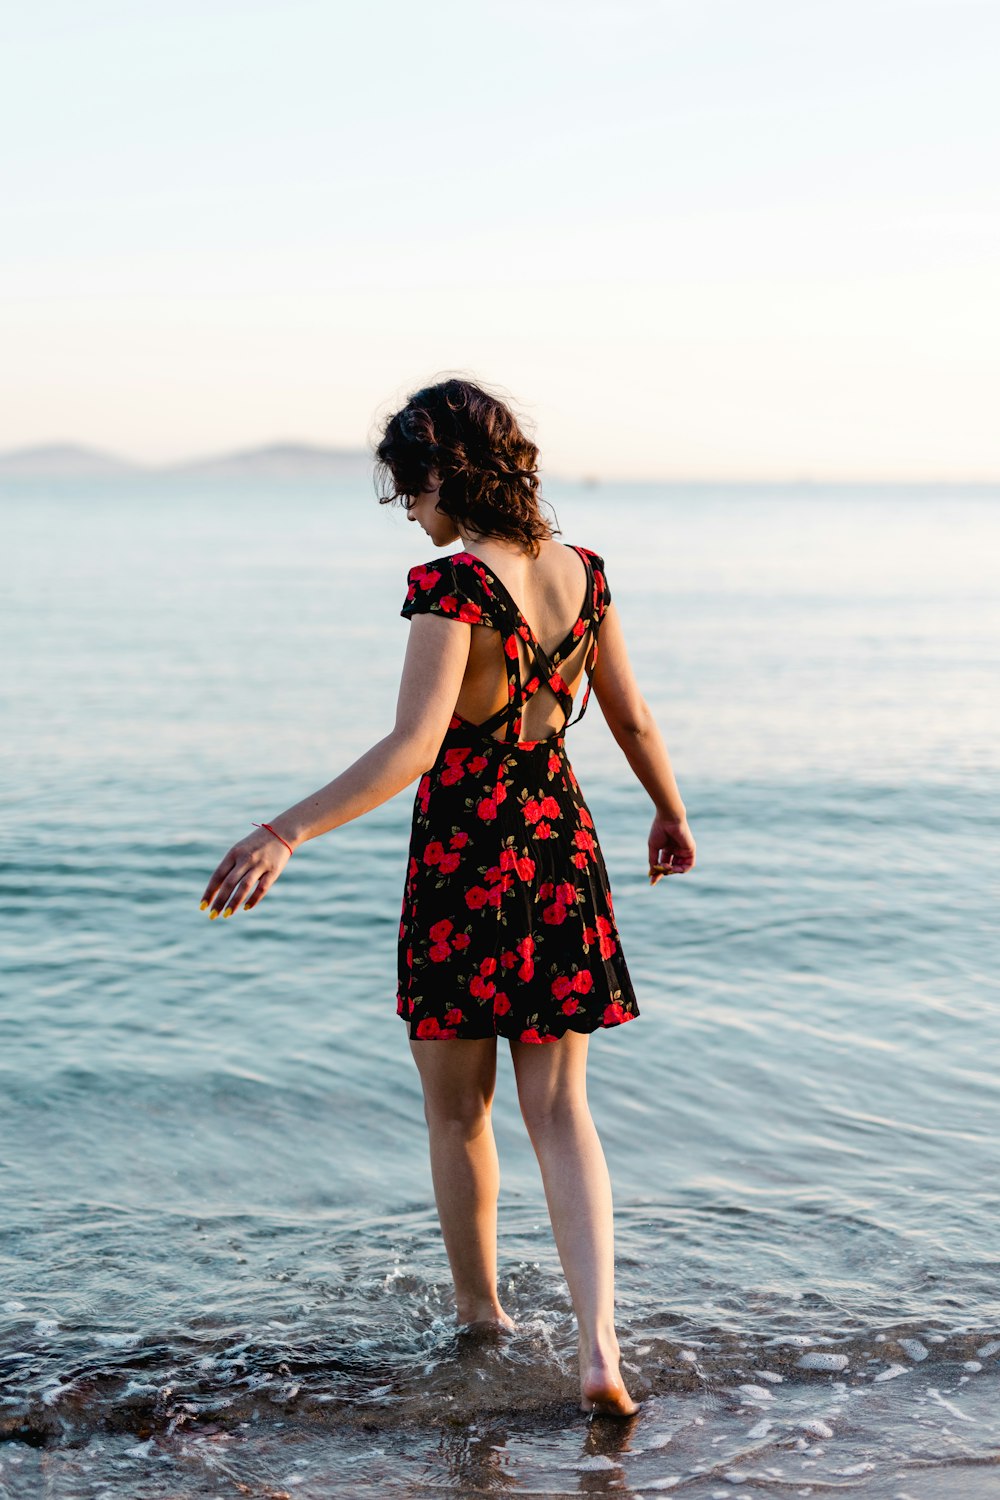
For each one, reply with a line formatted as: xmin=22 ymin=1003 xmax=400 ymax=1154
xmin=374 ymin=377 xmax=557 ymax=554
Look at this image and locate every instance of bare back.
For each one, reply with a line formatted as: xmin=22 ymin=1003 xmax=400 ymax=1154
xmin=453 ymin=541 xmax=596 ymax=742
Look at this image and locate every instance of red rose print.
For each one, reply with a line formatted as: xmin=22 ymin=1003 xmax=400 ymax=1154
xmin=470 ymin=975 xmax=496 ymax=999
xmin=424 ymin=841 xmax=444 ymax=865
xmin=543 ymin=901 xmax=567 ymax=925
xmin=551 ymin=975 xmax=572 ymax=1000
xmin=499 ymin=849 xmax=518 ymax=871
xmin=561 ymin=997 xmax=579 ymax=1015
xmin=549 ymin=673 xmax=568 ymax=695
xmin=429 ymin=942 xmax=452 ymax=962
xmin=465 ymin=886 xmax=489 ymax=909
xmin=539 ymin=882 xmax=554 ymax=900
xmin=480 ymin=957 xmax=497 ymax=976
xmin=444 ymin=1008 xmax=464 ymax=1026
xmin=444 ymin=747 xmax=470 ymax=766
xmin=516 ymin=856 xmax=535 ymax=881
xmin=572 ymin=852 xmax=589 ymax=869
xmin=450 ymin=831 xmax=470 ymax=849
xmin=517 ymin=959 xmax=535 ymax=982
xmin=540 ymin=796 xmax=561 ymax=819
xmin=467 ymin=756 xmax=488 ymax=774
xmin=574 ymin=830 xmax=596 ymax=852
xmin=453 ymin=932 xmax=471 ymax=950
xmin=438 ymin=852 xmax=461 ymax=873
xmin=416 ymin=1016 xmax=446 ymax=1038
xmin=548 ymin=753 xmax=561 ymax=773
xmin=520 ymin=1027 xmax=542 ymax=1043
xmin=571 ymin=970 xmax=594 ymax=993
xmin=477 ymin=798 xmax=498 ymax=821
xmin=600 ymin=934 xmax=617 ymax=959
xmin=429 ymin=919 xmax=453 ymax=941
xmin=583 ymin=926 xmax=598 ymax=944
xmin=439 ymin=594 xmax=459 ymax=613
xmin=524 ymin=799 xmax=543 ymax=824
xmin=493 ymin=992 xmax=511 ymax=1015
xmin=557 ymin=882 xmax=576 ymax=905
xmin=572 ymin=618 xmax=586 ymax=637
xmin=596 ymin=916 xmax=612 ymax=936
xmin=535 ymin=821 xmax=552 ymax=839
xmin=505 ymin=635 xmax=518 ymax=658
xmin=458 ymin=601 xmax=482 ymax=624
xmin=501 ymin=949 xmax=516 ymax=969
xmin=516 ymin=936 xmax=534 ymax=958
xmin=440 ymin=765 xmax=465 ymax=785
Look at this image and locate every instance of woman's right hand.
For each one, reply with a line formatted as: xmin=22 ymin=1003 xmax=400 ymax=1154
xmin=648 ymin=814 xmax=696 ymax=886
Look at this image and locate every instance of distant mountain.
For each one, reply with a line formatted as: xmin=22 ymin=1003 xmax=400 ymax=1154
xmin=0 ymin=441 xmax=374 ymax=480
xmin=168 ymin=443 xmax=373 ymax=478
xmin=0 ymin=443 xmax=139 ymax=476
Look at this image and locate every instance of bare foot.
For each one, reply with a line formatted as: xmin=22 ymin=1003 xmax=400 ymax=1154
xmin=580 ymin=1360 xmax=640 ymax=1417
xmin=455 ymin=1303 xmax=518 ymax=1335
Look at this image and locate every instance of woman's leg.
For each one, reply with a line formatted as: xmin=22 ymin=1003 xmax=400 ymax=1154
xmin=509 ymin=1030 xmax=638 ymax=1415
xmin=407 ymin=1029 xmax=515 ymax=1329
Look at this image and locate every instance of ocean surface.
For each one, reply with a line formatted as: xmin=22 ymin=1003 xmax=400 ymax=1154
xmin=2 ymin=475 xmax=999 ymax=1498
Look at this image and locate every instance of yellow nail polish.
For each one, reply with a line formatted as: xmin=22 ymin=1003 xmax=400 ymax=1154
xmin=209 ymin=910 xmax=219 ymax=920
xmin=199 ymin=900 xmax=208 ymax=911
xmin=223 ymin=908 xmax=233 ymax=918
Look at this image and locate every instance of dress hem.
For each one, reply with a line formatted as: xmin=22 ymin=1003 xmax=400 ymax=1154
xmin=399 ymin=1008 xmax=640 ymax=1042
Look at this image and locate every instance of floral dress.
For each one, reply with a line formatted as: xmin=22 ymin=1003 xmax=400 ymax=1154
xmin=397 ymin=544 xmax=639 ymax=1043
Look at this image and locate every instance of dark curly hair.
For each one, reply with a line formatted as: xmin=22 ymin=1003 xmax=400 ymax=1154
xmin=373 ymin=377 xmax=558 ymax=556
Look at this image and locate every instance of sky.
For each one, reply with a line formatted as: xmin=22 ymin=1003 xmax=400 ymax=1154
xmin=2 ymin=0 xmax=999 ymax=479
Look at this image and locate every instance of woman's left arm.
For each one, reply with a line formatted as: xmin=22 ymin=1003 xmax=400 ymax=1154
xmin=200 ymin=613 xmax=471 ymax=917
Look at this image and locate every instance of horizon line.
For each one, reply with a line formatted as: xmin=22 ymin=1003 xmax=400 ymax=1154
xmin=1 ymin=439 xmax=1000 ymax=487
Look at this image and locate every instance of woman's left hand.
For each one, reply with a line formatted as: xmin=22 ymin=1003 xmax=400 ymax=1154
xmin=200 ymin=827 xmax=292 ymax=918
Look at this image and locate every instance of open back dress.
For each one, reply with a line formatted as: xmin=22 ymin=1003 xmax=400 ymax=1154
xmin=397 ymin=543 xmax=639 ymax=1043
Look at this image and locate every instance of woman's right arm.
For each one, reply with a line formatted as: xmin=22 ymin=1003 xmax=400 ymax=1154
xmin=590 ymin=601 xmax=696 ymax=886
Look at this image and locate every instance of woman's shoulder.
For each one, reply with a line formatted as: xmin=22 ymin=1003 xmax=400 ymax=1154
xmin=401 ymin=551 xmax=497 ymax=625
xmin=568 ymin=544 xmax=612 ymax=613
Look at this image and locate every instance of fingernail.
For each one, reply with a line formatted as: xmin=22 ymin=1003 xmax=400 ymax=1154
xmin=223 ymin=908 xmax=233 ymax=918
xmin=209 ymin=910 xmax=219 ymax=920
xmin=199 ymin=900 xmax=208 ymax=911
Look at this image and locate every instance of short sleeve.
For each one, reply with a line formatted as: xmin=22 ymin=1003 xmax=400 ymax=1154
xmin=578 ymin=547 xmax=611 ymax=623
xmin=400 ymin=555 xmax=496 ymax=628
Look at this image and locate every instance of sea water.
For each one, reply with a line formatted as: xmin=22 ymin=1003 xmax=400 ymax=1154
xmin=2 ymin=476 xmax=999 ymax=1497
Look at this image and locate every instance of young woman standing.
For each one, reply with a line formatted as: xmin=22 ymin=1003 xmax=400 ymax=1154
xmin=201 ymin=378 xmax=695 ymax=1417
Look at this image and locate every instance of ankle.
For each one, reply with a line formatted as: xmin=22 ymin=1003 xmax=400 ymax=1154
xmin=579 ymin=1331 xmax=622 ymax=1370
xmin=455 ymin=1295 xmax=505 ymax=1325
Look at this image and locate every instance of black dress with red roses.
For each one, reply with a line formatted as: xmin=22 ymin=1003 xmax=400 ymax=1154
xmin=397 ymin=544 xmax=640 ymax=1044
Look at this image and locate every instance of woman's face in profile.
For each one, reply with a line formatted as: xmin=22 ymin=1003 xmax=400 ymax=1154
xmin=405 ymin=474 xmax=459 ymax=548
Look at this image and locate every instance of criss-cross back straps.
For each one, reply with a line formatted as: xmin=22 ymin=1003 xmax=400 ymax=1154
xmin=471 ymin=546 xmax=600 ymax=743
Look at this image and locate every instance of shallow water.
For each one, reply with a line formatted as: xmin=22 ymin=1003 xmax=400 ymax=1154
xmin=2 ymin=476 xmax=999 ymax=1496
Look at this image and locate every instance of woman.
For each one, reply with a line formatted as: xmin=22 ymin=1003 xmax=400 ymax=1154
xmin=200 ymin=378 xmax=696 ymax=1418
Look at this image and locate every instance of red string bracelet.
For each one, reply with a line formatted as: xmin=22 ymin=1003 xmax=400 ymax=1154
xmin=252 ymin=821 xmax=294 ymax=856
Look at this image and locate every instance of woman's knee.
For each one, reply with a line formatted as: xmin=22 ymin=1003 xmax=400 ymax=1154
xmin=421 ymin=1087 xmax=493 ymax=1137
xmin=516 ymin=1078 xmax=589 ymax=1138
